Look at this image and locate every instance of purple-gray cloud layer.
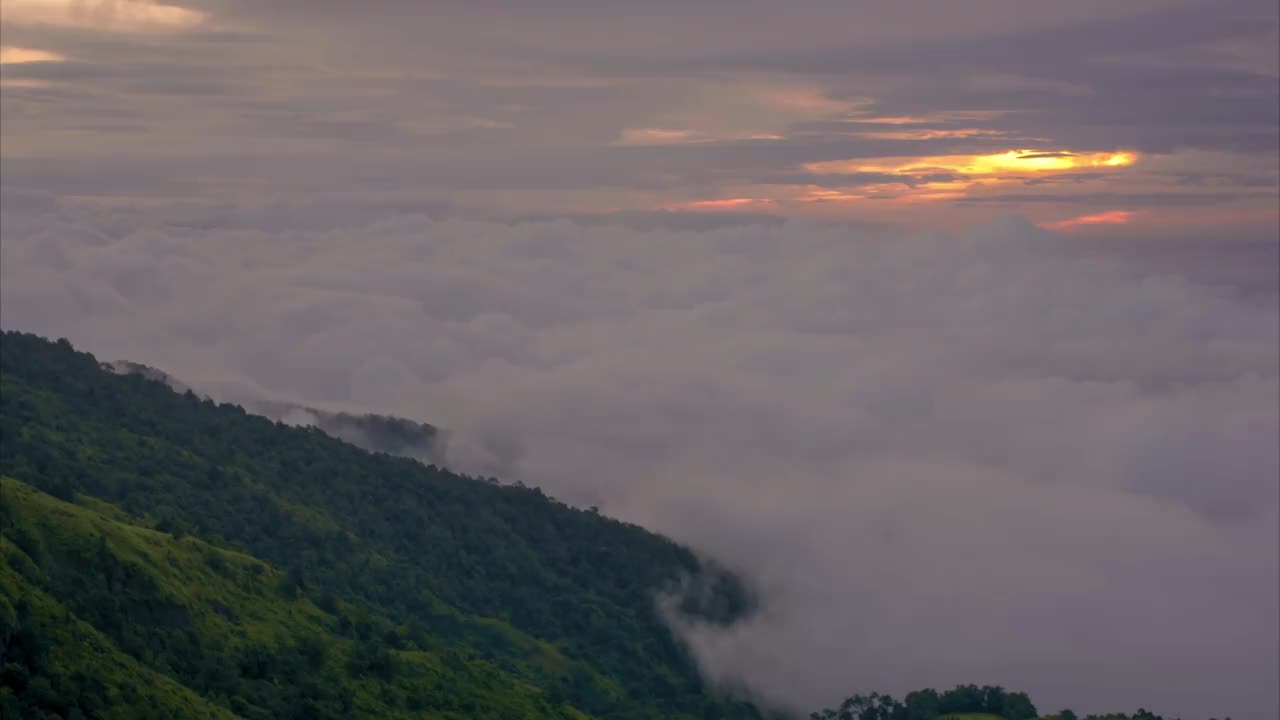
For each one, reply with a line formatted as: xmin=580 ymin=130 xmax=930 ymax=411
xmin=1 ymin=202 xmax=1276 ymax=719
xmin=1 ymin=0 xmax=1276 ymax=223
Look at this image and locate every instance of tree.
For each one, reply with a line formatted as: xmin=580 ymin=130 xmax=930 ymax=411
xmin=0 ymin=485 xmax=14 ymax=530
xmin=904 ymin=689 xmax=939 ymax=720
xmin=1000 ymin=691 xmax=1038 ymax=720
xmin=279 ymin=565 xmax=306 ymax=598
xmin=938 ymin=684 xmax=984 ymax=714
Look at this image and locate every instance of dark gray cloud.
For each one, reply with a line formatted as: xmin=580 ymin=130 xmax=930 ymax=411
xmin=631 ymin=1 xmax=1280 ymax=154
xmin=536 ymin=208 xmax=794 ymax=232
xmin=636 ymin=1 xmax=1268 ymax=77
xmin=759 ymin=171 xmax=964 ymax=189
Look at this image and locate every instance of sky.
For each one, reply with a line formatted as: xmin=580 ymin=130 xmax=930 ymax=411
xmin=2 ymin=2 xmax=1279 ymax=719
xmin=2 ymin=0 xmax=1278 ymax=237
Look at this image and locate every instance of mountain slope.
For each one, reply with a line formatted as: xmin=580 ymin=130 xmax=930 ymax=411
xmin=1 ymin=508 xmax=236 ymax=720
xmin=2 ymin=476 xmax=596 ymax=720
xmin=0 ymin=331 xmax=763 ymax=719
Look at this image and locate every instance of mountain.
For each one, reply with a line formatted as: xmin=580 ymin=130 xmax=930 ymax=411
xmin=1 ymin=331 xmax=763 ymax=720
xmin=1 ymin=475 xmax=604 ymax=720
xmin=104 ymin=360 xmax=441 ymax=462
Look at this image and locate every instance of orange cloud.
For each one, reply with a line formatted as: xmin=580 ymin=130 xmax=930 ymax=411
xmin=797 ymin=186 xmax=967 ymax=204
xmin=615 ymin=128 xmax=704 ymax=146
xmin=0 ymin=46 xmax=66 ymax=64
xmin=793 ymin=148 xmax=1140 ymax=205
xmin=1 ymin=0 xmax=205 ymax=32
xmin=614 ymin=128 xmax=785 ymax=147
xmin=809 ymin=149 xmax=1137 ymax=176
xmin=662 ymin=197 xmax=776 ymax=211
xmin=798 ymin=189 xmax=864 ymax=203
xmin=0 ymin=45 xmax=68 ymax=88
xmin=654 ymin=147 xmax=1143 ymax=215
xmin=854 ymin=110 xmax=1017 ymax=125
xmin=1040 ymin=210 xmax=1142 ymax=232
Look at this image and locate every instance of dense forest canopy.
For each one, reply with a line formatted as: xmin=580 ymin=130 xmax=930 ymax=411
xmin=0 ymin=332 xmax=1205 ymax=719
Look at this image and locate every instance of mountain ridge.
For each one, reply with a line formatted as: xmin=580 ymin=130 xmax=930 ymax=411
xmin=104 ymin=359 xmax=442 ymax=462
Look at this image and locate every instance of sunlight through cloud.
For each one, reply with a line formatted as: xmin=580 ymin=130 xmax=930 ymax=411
xmin=811 ymin=149 xmax=1139 ymax=176
xmin=1 ymin=0 xmax=206 ymax=32
xmin=0 ymin=46 xmax=67 ymax=64
xmin=1041 ymin=209 xmax=1143 ymax=232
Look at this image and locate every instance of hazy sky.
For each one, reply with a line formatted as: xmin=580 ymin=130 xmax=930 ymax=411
xmin=2 ymin=0 xmax=1278 ymax=236
xmin=2 ymin=2 xmax=1278 ymax=719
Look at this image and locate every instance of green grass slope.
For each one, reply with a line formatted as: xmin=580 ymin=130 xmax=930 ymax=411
xmin=2 ymin=548 xmax=235 ymax=719
xmin=1 ymin=476 xmax=597 ymax=720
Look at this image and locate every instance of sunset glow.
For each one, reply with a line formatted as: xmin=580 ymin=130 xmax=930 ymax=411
xmin=662 ymin=197 xmax=777 ymax=211
xmin=0 ymin=0 xmax=206 ymax=31
xmin=0 ymin=46 xmax=66 ymax=64
xmin=809 ymin=150 xmax=1138 ymax=177
xmin=1040 ymin=209 xmax=1143 ymax=232
xmin=615 ymin=128 xmax=703 ymax=146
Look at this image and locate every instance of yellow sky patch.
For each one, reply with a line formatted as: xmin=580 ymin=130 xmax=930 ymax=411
xmin=808 ymin=149 xmax=1138 ymax=176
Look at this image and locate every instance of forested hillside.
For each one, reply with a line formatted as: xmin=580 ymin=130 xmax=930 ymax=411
xmin=2 ymin=476 xmax=595 ymax=719
xmin=0 ymin=331 xmax=762 ymax=719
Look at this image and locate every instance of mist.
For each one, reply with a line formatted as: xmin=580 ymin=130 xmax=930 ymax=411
xmin=1 ymin=204 xmax=1275 ymax=719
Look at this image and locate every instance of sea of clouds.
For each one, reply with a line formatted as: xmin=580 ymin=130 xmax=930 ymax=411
xmin=1 ymin=202 xmax=1275 ymax=719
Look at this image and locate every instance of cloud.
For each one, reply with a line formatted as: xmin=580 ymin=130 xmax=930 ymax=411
xmin=958 ymin=191 xmax=1273 ymax=206
xmin=1 ymin=0 xmax=1273 ymax=229
xmin=0 ymin=46 xmax=68 ymax=64
xmin=652 ymin=0 xmax=1279 ymax=156
xmin=0 ymin=203 xmax=1275 ymax=719
xmin=1040 ymin=210 xmax=1142 ymax=232
xmin=1 ymin=0 xmax=207 ymax=33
